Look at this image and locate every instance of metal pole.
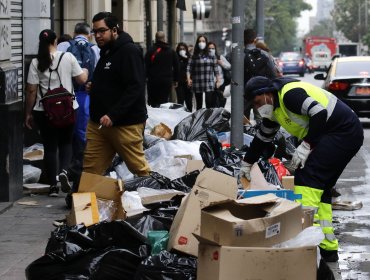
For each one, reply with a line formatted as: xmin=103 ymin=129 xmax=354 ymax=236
xmin=145 ymin=0 xmax=153 ymax=50
xmin=157 ymin=0 xmax=163 ymax=31
xmin=180 ymin=10 xmax=184 ymax=42
xmin=193 ymin=19 xmax=197 ymax=43
xmin=230 ymin=0 xmax=245 ymax=148
xmin=256 ymin=0 xmax=264 ymax=41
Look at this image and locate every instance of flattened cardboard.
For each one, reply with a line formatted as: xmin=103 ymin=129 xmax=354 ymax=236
xmin=197 ymin=243 xmax=317 ymax=280
xmin=200 ymin=194 xmax=302 ymax=247
xmin=185 ymin=160 xmax=205 ymax=174
xmin=67 ymin=192 xmax=99 ymax=227
xmin=167 ymin=168 xmax=237 ymax=256
xmin=67 ymin=172 xmax=125 ymax=226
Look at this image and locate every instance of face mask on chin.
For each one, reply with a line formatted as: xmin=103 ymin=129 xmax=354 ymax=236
xmin=257 ymin=94 xmax=274 ymax=119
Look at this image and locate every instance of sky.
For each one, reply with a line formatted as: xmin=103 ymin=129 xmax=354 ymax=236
xmin=297 ymin=0 xmax=317 ymax=37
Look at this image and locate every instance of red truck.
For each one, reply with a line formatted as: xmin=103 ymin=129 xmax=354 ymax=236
xmin=303 ymin=36 xmax=338 ymax=71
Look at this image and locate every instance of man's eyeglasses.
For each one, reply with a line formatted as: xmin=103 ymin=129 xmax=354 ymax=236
xmin=91 ymin=28 xmax=110 ymax=35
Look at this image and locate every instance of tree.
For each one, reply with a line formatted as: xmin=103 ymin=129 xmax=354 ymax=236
xmin=333 ymin=0 xmax=368 ymax=43
xmin=244 ymin=0 xmax=311 ymax=56
xmin=306 ymin=19 xmax=335 ymax=37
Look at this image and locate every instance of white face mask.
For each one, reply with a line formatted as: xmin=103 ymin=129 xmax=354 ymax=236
xmin=198 ymin=42 xmax=206 ymax=50
xmin=257 ymin=94 xmax=274 ymax=119
xmin=209 ymin=49 xmax=216 ymax=56
xmin=179 ymin=50 xmax=187 ymax=58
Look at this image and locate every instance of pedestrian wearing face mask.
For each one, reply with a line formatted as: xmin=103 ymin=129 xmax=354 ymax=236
xmin=175 ymin=42 xmax=193 ymax=111
xmin=208 ymin=41 xmax=231 ymax=107
xmin=240 ymin=76 xmax=363 ymax=263
xmin=186 ymin=35 xmax=222 ymax=109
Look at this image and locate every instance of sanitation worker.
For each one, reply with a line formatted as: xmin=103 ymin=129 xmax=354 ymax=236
xmin=240 ymin=76 xmax=363 ymax=262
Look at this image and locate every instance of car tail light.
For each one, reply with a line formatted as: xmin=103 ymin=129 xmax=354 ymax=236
xmin=278 ymin=61 xmax=283 ymax=67
xmin=299 ymin=59 xmax=304 ymax=66
xmin=328 ymin=81 xmax=349 ymax=91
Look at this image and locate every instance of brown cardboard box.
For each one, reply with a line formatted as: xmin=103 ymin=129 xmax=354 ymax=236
xmin=197 ymin=242 xmax=317 ymax=280
xmin=200 ymin=194 xmax=302 ymax=247
xmin=167 ymin=168 xmax=237 ymax=256
xmin=151 ymin=122 xmax=172 ymax=140
xmin=67 ymin=172 xmax=125 ymax=226
xmin=185 ymin=160 xmax=205 ymax=173
xmin=282 ymin=175 xmax=295 ymax=190
xmin=67 ymin=192 xmax=100 ymax=227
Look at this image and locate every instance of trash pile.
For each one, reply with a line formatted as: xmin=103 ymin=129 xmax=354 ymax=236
xmin=24 ymin=105 xmax=335 ymax=280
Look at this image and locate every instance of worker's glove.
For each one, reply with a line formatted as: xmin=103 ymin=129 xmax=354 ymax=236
xmin=291 ymin=141 xmax=311 ymax=169
xmin=240 ymin=161 xmax=253 ymax=181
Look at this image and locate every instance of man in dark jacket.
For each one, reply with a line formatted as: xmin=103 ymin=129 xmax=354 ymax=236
xmin=145 ymin=31 xmax=179 ymax=107
xmin=84 ymin=11 xmax=150 ymax=177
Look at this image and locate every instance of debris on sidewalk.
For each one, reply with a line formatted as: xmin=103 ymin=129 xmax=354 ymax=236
xmin=17 ymin=200 xmax=39 ymax=206
xmin=23 ymin=183 xmax=49 ymax=194
xmin=332 ymin=199 xmax=363 ymax=211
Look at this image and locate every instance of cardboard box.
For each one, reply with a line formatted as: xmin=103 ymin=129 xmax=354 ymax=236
xmin=185 ymin=160 xmax=205 ymax=173
xmin=67 ymin=192 xmax=99 ymax=227
xmin=282 ymin=175 xmax=295 ymax=190
xmin=67 ymin=172 xmax=125 ymax=226
xmin=200 ymin=194 xmax=302 ymax=247
xmin=197 ymin=242 xmax=317 ymax=280
xmin=167 ymin=168 xmax=237 ymax=256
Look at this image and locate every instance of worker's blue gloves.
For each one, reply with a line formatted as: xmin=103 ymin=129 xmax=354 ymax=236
xmin=240 ymin=161 xmax=253 ymax=181
xmin=291 ymin=141 xmax=311 ymax=169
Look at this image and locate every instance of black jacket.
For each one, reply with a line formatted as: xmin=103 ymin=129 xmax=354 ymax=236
xmin=144 ymin=41 xmax=179 ymax=82
xmin=90 ymin=32 xmax=147 ymax=126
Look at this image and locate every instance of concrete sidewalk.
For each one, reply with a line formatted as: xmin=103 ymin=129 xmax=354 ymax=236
xmin=0 ymin=194 xmax=68 ymax=280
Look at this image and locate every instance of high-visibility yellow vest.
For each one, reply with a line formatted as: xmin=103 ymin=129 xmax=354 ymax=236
xmin=272 ymin=81 xmax=337 ymax=139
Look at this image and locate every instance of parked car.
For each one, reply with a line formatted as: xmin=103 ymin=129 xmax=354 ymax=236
xmin=278 ymin=52 xmax=306 ymax=77
xmin=314 ymin=56 xmax=370 ymax=118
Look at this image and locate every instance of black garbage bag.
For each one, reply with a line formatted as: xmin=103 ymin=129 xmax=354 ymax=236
xmin=169 ymin=170 xmax=199 ymax=193
xmin=172 ymin=108 xmax=231 ymax=141
xmin=258 ymin=159 xmax=283 ymax=187
xmin=134 ymin=250 xmax=197 ymax=280
xmin=26 ymin=221 xmax=150 ymax=280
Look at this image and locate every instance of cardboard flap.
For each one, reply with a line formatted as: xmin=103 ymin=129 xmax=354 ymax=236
xmin=186 ymin=160 xmax=205 ymax=173
xmin=193 ymin=233 xmax=220 ymax=246
xmin=79 ymin=172 xmax=123 ymax=201
xmin=195 ymin=168 xmax=237 ymax=196
xmin=237 ymin=193 xmax=279 ymax=204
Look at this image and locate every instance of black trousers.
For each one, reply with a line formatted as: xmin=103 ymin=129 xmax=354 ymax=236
xmin=176 ymin=82 xmax=193 ymax=111
xmin=195 ymin=91 xmax=216 ymax=110
xmin=147 ymin=79 xmax=172 ymax=108
xmin=295 ymin=114 xmax=363 ymax=204
xmin=33 ymin=110 xmax=75 ymax=186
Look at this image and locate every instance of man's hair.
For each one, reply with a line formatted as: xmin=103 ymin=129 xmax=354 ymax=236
xmin=155 ymin=31 xmax=166 ymax=42
xmin=74 ymin=22 xmax=91 ymax=35
xmin=92 ymin=12 xmax=122 ymax=33
xmin=244 ymin=29 xmax=256 ymax=45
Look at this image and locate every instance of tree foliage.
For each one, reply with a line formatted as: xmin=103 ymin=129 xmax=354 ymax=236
xmin=333 ymin=0 xmax=368 ymax=43
xmin=244 ymin=0 xmax=312 ymax=56
xmin=306 ymin=19 xmax=335 ymax=38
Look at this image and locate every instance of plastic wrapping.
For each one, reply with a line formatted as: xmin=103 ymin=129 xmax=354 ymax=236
xmin=97 ymin=199 xmax=118 ymax=222
xmin=149 ymin=157 xmax=188 ymax=180
xmin=269 ymin=158 xmax=290 ymax=182
xmin=258 ymin=159 xmax=283 ymax=188
xmin=23 ymin=165 xmax=42 ymax=184
xmin=144 ymin=134 xmax=165 ymax=149
xmin=26 ymin=221 xmax=150 ymax=280
xmin=273 ymin=226 xmax=324 ymax=248
xmin=146 ymin=107 xmax=191 ymax=135
xmin=172 ymin=108 xmax=231 ymax=141
xmin=134 ymin=250 xmax=197 ymax=280
xmin=122 ymin=191 xmax=149 ymax=217
xmin=147 ymin=231 xmax=169 ymax=255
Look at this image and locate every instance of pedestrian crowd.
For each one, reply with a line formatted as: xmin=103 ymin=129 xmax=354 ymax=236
xmin=24 ymin=12 xmax=363 ymax=265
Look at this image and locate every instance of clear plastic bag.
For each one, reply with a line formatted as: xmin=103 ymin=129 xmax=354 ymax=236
xmin=121 ymin=191 xmax=149 ymax=217
xmin=97 ymin=199 xmax=118 ymax=222
xmin=23 ymin=164 xmax=42 ymax=184
xmin=273 ymin=226 xmax=324 ymax=248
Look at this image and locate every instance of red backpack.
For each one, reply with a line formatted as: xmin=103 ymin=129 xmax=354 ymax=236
xmin=39 ymin=53 xmax=76 ymax=128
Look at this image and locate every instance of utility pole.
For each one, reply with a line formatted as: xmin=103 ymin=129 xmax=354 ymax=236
xmin=157 ymin=0 xmax=163 ymax=31
xmin=230 ymin=0 xmax=246 ymax=148
xmin=256 ymin=0 xmax=264 ymax=41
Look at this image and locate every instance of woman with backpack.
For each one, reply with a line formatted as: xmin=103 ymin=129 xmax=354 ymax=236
xmin=25 ymin=29 xmax=88 ymax=197
xmin=186 ymin=35 xmax=222 ymax=109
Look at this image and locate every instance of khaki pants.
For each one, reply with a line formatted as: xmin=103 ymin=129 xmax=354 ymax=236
xmin=83 ymin=121 xmax=151 ymax=176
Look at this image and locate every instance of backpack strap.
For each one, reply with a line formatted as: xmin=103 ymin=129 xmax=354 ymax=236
xmin=39 ymin=53 xmax=65 ymax=98
xmin=150 ymin=47 xmax=162 ymax=62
